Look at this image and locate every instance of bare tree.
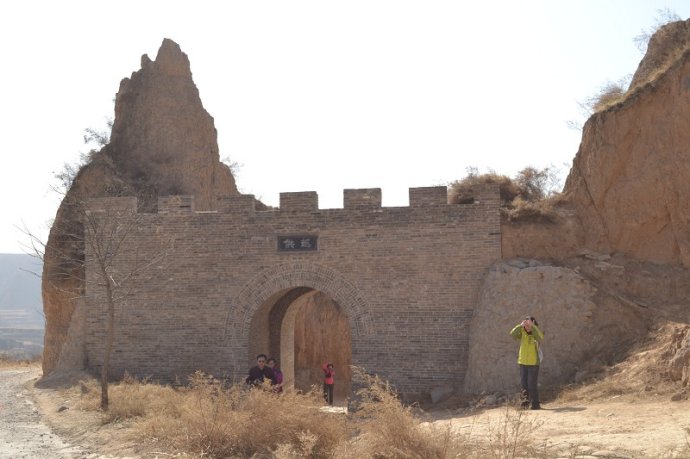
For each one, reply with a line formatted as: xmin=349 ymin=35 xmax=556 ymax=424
xmin=28 ymin=196 xmax=170 ymax=410
xmin=84 ymin=199 xmax=170 ymax=409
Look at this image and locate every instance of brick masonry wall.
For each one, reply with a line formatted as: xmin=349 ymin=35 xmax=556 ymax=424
xmin=84 ymin=185 xmax=501 ymax=397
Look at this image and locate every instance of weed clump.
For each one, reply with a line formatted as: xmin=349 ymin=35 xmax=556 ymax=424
xmin=449 ymin=166 xmax=563 ymax=223
xmin=333 ymin=368 xmax=467 ymax=458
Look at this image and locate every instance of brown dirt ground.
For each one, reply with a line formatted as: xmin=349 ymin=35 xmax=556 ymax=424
xmin=17 ymin=321 xmax=690 ymax=458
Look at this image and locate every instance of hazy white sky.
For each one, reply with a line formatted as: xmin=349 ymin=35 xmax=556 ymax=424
xmin=1 ymin=1 xmax=689 ymax=254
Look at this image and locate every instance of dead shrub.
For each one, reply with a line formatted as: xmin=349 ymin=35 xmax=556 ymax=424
xmin=77 ymin=372 xmax=177 ymax=424
xmin=473 ymin=406 xmax=545 ymax=459
xmin=502 ymin=195 xmax=560 ymax=223
xmin=334 ymin=368 xmax=468 ymax=458
xmin=448 ymin=169 xmax=520 ymax=206
xmin=135 ymin=372 xmax=347 ymax=458
xmin=589 ymin=80 xmax=629 ymax=112
xmin=450 ymin=166 xmax=564 ymax=224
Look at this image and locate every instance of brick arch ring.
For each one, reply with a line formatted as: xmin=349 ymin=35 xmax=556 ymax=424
xmin=229 ymin=261 xmax=374 ymax=344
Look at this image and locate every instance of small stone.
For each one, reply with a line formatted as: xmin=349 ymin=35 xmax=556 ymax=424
xmin=671 ymin=391 xmax=686 ymax=401
xmin=57 ymin=405 xmax=68 ymax=412
xmin=592 ymin=450 xmax=617 ymax=457
xmin=484 ymin=394 xmax=498 ymax=406
xmin=430 ymin=386 xmax=453 ymax=404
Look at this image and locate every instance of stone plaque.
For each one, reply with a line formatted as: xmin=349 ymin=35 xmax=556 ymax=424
xmin=277 ymin=235 xmax=318 ymax=252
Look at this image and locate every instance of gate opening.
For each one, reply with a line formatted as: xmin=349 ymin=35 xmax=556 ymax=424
xmin=248 ymin=288 xmax=352 ymax=403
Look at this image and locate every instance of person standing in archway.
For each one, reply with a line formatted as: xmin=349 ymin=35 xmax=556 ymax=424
xmin=322 ymin=362 xmax=335 ymax=405
xmin=510 ymin=316 xmax=544 ymax=410
xmin=246 ymin=354 xmax=275 ymax=387
xmin=267 ymin=357 xmax=283 ymax=393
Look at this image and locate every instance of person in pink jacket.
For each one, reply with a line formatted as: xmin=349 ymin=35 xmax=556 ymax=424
xmin=322 ymin=362 xmax=335 ymax=405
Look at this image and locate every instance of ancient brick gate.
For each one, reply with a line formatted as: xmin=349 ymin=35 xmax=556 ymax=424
xmin=83 ymin=185 xmax=500 ymax=399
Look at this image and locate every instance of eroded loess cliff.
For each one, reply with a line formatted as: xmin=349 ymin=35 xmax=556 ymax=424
xmin=42 ymin=39 xmax=240 ymax=374
xmin=563 ymin=19 xmax=690 ymax=268
xmin=503 ymin=19 xmax=690 ymax=269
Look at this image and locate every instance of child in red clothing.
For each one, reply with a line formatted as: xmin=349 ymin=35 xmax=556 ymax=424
xmin=322 ymin=362 xmax=335 ymax=405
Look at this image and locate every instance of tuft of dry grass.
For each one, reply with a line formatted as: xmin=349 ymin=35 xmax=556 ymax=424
xmin=468 ymin=405 xmax=546 ymax=459
xmin=334 ymin=368 xmax=468 ymax=458
xmin=636 ymin=44 xmax=690 ymax=88
xmin=501 ymin=194 xmax=565 ymax=223
xmin=590 ymin=39 xmax=690 ymax=115
xmin=589 ymin=80 xmax=629 ymax=113
xmin=449 ymin=171 xmax=520 ymax=206
xmin=77 ymin=372 xmax=178 ymax=424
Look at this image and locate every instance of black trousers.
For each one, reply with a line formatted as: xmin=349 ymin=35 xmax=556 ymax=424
xmin=323 ymin=383 xmax=334 ymax=405
xmin=519 ymin=364 xmax=540 ymax=407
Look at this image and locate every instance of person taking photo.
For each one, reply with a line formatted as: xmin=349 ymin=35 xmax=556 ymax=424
xmin=510 ymin=316 xmax=544 ymax=410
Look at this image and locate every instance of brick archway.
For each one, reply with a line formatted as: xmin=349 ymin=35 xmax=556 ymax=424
xmin=230 ymin=262 xmax=374 ymax=346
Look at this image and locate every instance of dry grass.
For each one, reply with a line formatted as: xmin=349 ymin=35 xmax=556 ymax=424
xmin=449 ymin=166 xmax=565 ymax=223
xmin=589 ymin=80 xmax=629 ymax=113
xmin=556 ymin=321 xmax=687 ymax=404
xmin=636 ymin=44 xmax=690 ymax=88
xmin=464 ymin=406 xmax=547 ymax=459
xmin=449 ymin=171 xmax=520 ymax=206
xmin=79 ymin=372 xmax=347 ymax=457
xmin=0 ymin=354 xmax=42 ymax=369
xmin=591 ymin=42 xmax=690 ymax=114
xmin=73 ymin=368 xmax=553 ymax=458
xmin=334 ymin=369 xmax=468 ymax=458
xmin=501 ymin=194 xmax=565 ymax=223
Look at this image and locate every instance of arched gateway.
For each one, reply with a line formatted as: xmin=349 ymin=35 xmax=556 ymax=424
xmin=230 ymin=262 xmax=372 ymax=399
xmin=82 ymin=185 xmax=500 ymax=400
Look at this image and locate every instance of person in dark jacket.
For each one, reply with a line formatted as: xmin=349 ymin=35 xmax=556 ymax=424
xmin=246 ymin=353 xmax=275 ymax=386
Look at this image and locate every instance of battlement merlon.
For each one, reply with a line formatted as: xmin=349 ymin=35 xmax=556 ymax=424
xmin=217 ymin=194 xmax=256 ymax=213
xmin=86 ymin=197 xmax=138 ymax=214
xmin=159 ymin=195 xmax=195 ymax=214
xmin=409 ymin=186 xmax=448 ymax=206
xmin=87 ymin=184 xmax=500 ymax=214
xmin=280 ymin=191 xmax=318 ymax=212
xmin=344 ymin=188 xmax=381 ymax=209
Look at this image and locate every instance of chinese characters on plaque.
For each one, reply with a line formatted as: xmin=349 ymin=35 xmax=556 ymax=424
xmin=277 ymin=235 xmax=318 ymax=252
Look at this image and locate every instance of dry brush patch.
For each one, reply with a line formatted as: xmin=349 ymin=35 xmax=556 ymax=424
xmin=72 ymin=368 xmax=552 ymax=458
xmin=448 ymin=167 xmax=565 ymax=224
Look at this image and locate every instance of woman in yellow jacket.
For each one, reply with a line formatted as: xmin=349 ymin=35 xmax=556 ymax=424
xmin=510 ymin=316 xmax=544 ymax=410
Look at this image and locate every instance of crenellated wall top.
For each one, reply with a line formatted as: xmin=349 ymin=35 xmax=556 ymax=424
xmin=87 ymin=184 xmax=499 ymax=215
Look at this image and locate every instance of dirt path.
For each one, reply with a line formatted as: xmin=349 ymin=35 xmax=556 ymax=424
xmin=430 ymin=397 xmax=690 ymax=458
xmin=0 ymin=367 xmax=89 ymax=459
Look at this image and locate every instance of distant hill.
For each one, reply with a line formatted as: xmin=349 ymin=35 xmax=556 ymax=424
xmin=0 ymin=253 xmax=43 ymax=328
xmin=0 ymin=253 xmax=43 ymax=358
